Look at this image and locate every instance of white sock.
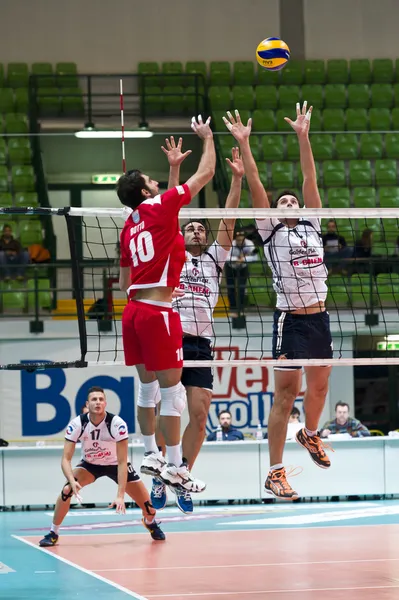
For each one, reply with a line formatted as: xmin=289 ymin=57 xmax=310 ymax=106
xmin=51 ymin=523 xmax=60 ymax=535
xmin=142 ymin=434 xmax=158 ymax=454
xmin=145 ymin=515 xmax=155 ymax=525
xmin=270 ymin=463 xmax=284 ymax=472
xmin=166 ymin=444 xmax=182 ymax=466
xmin=305 ymin=428 xmax=318 ymax=437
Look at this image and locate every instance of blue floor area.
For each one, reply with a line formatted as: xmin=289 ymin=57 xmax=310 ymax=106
xmin=2 ymin=500 xmax=399 ymax=599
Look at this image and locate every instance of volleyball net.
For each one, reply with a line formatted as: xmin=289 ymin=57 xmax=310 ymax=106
xmin=0 ymin=204 xmax=398 ymax=370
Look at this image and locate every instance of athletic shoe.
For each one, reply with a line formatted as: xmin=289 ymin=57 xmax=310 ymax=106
xmin=160 ymin=462 xmax=206 ymax=493
xmin=39 ymin=531 xmax=59 ymax=547
xmin=151 ymin=478 xmax=168 ymax=510
xmin=295 ymin=428 xmax=332 ymax=469
xmin=140 ymin=451 xmax=167 ymax=477
xmin=142 ymin=518 xmax=166 ymax=541
xmin=175 ymin=489 xmax=193 ymax=514
xmin=264 ymin=467 xmax=299 ymax=500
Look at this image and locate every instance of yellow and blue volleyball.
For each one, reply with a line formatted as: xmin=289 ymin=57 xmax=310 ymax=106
xmin=256 ymin=37 xmax=290 ymax=71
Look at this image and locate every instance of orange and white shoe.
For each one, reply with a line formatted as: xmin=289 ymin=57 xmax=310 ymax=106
xmin=264 ymin=467 xmax=299 ymax=500
xmin=295 ymin=428 xmax=333 ymax=469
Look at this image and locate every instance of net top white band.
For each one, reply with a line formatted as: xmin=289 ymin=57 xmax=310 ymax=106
xmin=87 ymin=358 xmax=399 ymax=368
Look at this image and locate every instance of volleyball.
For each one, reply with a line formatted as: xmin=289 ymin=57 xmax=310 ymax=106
xmin=256 ymin=37 xmax=290 ymax=71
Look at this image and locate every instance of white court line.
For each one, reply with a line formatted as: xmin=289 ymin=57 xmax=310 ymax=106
xmin=35 ymin=570 xmax=56 ymax=573
xmin=12 ymin=536 xmax=148 ymax=600
xmin=146 ymin=585 xmax=399 ymax=598
xmin=93 ymin=556 xmax=399 ymax=573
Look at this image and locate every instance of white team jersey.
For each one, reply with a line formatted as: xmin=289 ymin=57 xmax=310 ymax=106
xmin=65 ymin=413 xmax=129 ymax=466
xmin=256 ymin=215 xmax=328 ymax=310
xmin=173 ymin=241 xmax=230 ymax=339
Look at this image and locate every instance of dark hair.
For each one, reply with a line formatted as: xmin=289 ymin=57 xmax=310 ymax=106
xmin=116 ymin=169 xmax=150 ymax=210
xmin=271 ymin=190 xmax=303 ymax=209
xmin=80 ymin=403 xmax=88 ymax=413
xmin=335 ymin=401 xmax=349 ymax=411
xmin=181 ymin=219 xmax=210 ymax=240
xmin=87 ymin=386 xmax=105 ymax=399
xmin=290 ymin=406 xmax=300 ymax=417
xmin=2 ymin=223 xmax=11 ymax=231
xmin=218 ymin=410 xmax=232 ymax=418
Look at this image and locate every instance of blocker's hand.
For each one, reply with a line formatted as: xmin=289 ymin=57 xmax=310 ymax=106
xmin=172 ymin=287 xmax=185 ymax=299
xmin=161 ymin=136 xmax=192 ymax=167
xmin=191 ymin=115 xmax=213 ymax=139
xmin=226 ymin=147 xmax=244 ymax=178
xmin=222 ymin=110 xmax=252 ymax=143
xmin=284 ymin=101 xmax=313 ymax=137
xmin=109 ymin=495 xmax=126 ymax=515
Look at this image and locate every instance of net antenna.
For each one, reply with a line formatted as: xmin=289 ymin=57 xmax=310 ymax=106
xmin=120 ymin=78 xmax=126 ymax=174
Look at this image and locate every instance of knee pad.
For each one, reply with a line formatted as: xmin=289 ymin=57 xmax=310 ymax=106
xmin=159 ymin=382 xmax=187 ymax=417
xmin=137 ymin=380 xmax=161 ymax=409
xmin=61 ymin=480 xmax=76 ymax=502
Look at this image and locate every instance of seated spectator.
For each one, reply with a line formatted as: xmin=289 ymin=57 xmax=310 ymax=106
xmin=322 ymin=219 xmax=352 ymax=273
xmin=353 ymin=228 xmax=373 ymax=273
xmin=320 ymin=401 xmax=370 ymax=438
xmin=0 ymin=224 xmax=30 ymax=281
xmin=225 ymin=230 xmax=258 ymax=316
xmin=286 ymin=406 xmax=303 ymax=440
xmin=207 ymin=410 xmax=244 ymax=441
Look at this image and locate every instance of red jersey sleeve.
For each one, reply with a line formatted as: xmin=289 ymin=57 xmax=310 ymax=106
xmin=161 ymin=184 xmax=191 ymax=216
xmin=119 ymin=224 xmax=131 ymax=267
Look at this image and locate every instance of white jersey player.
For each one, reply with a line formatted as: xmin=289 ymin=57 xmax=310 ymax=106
xmin=39 ymin=387 xmax=165 ymax=547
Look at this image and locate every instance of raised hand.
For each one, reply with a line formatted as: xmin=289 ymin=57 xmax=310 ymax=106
xmin=284 ymin=101 xmax=313 ymax=137
xmin=222 ymin=110 xmax=252 ymax=143
xmin=161 ymin=136 xmax=192 ymax=167
xmin=226 ymin=147 xmax=244 ymax=178
xmin=191 ymin=115 xmax=213 ymax=139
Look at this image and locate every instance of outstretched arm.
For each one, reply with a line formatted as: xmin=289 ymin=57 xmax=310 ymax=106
xmin=223 ymin=110 xmax=269 ymax=209
xmin=285 ymin=102 xmax=321 ymax=208
xmin=217 ymin=147 xmax=244 ymax=249
xmin=185 ymin=116 xmax=216 ymax=198
xmin=162 ymin=136 xmax=192 ymax=189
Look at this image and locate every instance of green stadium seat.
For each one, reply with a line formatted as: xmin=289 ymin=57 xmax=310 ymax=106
xmin=56 ymin=62 xmax=78 ymax=88
xmin=311 ymin=133 xmax=333 ymax=160
xmin=349 ymin=160 xmax=372 ymax=186
xmin=309 ymin=108 xmax=322 ymax=131
xmin=370 ymin=84 xmax=393 ymax=108
xmin=142 ymin=86 xmax=162 ymax=115
xmin=286 ymin=135 xmax=300 ymax=160
xmin=0 ymin=89 xmax=15 ymax=113
xmin=0 ymin=166 xmax=9 ymax=192
xmin=32 ymin=62 xmax=55 ymax=88
xmin=276 ymin=108 xmax=294 ymax=132
xmin=348 ymin=274 xmax=375 ymax=308
xmin=234 ymin=62 xmax=254 ymax=85
xmin=350 ymin=59 xmax=372 ymax=84
xmin=385 ymin=133 xmax=399 ymax=159
xmin=14 ymin=192 xmax=38 ymax=207
xmin=210 ymin=62 xmax=231 ymax=86
xmin=327 ymin=275 xmax=350 ymax=307
xmin=232 ymin=86 xmax=254 ymax=110
xmin=11 ymin=165 xmax=35 ymax=192
xmin=324 ymin=84 xmax=346 ymax=108
xmin=335 ymin=133 xmax=358 ymax=159
xmin=247 ymin=277 xmax=275 ymax=309
xmin=280 ymin=61 xmax=303 ymax=85
xmin=185 ymin=86 xmax=205 ymax=113
xmin=257 ymin=64 xmax=280 ymax=86
xmin=353 ymin=187 xmax=377 ymax=208
xmin=37 ymin=88 xmax=61 ymax=116
xmin=301 ymin=84 xmax=323 ymax=109
xmin=9 ymin=137 xmax=32 ymax=165
xmin=323 ymin=160 xmax=346 ymax=187
xmin=347 ymin=84 xmax=370 ymax=109
xmin=327 ymin=188 xmax=351 ymax=207
xmin=322 ymin=108 xmax=345 ymax=131
xmin=391 ymin=108 xmax=399 ymax=129
xmin=0 ymin=139 xmax=7 ymax=165
xmin=272 ymin=162 xmax=294 ymax=188
xmin=376 ymin=281 xmax=399 ymax=307
xmin=373 ymin=242 xmax=397 ymax=258
xmin=249 ymin=136 xmax=261 ymax=161
xmin=185 ymin=62 xmax=207 ymax=90
xmin=7 ymin=63 xmax=29 ymax=88
xmin=346 ymin=108 xmax=368 ymax=131
xmin=380 ymin=218 xmax=399 ymax=241
xmin=261 ymin=135 xmax=284 ymax=161
xmin=360 ymin=133 xmax=383 ymax=159
xmin=375 ymin=159 xmax=397 ymax=186
xmin=256 ymin=162 xmax=268 ymax=187
xmin=239 ymin=189 xmax=251 ymax=208
xmin=27 ymin=278 xmax=52 ymax=310
xmin=255 ymin=85 xmax=278 ymax=109
xmin=252 ymin=110 xmax=275 ymax=132
xmin=357 ymin=217 xmax=380 ymax=234
xmin=1 ymin=282 xmax=26 ymax=311
xmin=138 ymin=62 xmax=160 ymax=88
xmin=62 ymin=88 xmax=84 ymax=116
xmin=0 ymin=65 xmax=4 ymax=87
xmin=393 ymin=84 xmax=399 ymax=105
xmin=19 ymin=219 xmax=43 ymax=246
xmin=14 ymin=88 xmax=28 ymax=113
xmin=162 ymin=62 xmax=183 ymax=87
xmin=372 ymin=59 xmax=394 ymax=83
xmin=327 ymin=60 xmax=349 ymax=84
xmin=209 ymin=86 xmax=231 ymax=111
xmin=369 ymin=108 xmax=391 ymax=131
xmin=0 ymin=193 xmax=12 ymax=207
xmin=163 ymin=86 xmax=185 ymax=114
xmin=5 ymin=113 xmax=28 ymax=134
xmin=278 ymin=85 xmax=301 ymax=108
xmin=219 ymin=135 xmax=234 ymax=157
xmin=334 ymin=218 xmax=356 ymax=244
xmin=379 ymin=187 xmax=399 ymax=207
xmin=304 ymin=60 xmax=325 ymax=84
xmin=296 ymin=162 xmax=320 ymax=186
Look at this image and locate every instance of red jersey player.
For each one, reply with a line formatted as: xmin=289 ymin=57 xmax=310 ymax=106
xmin=118 ymin=115 xmax=215 ymax=494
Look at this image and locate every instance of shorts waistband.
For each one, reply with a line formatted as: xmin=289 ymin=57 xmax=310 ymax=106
xmin=275 ymin=309 xmax=327 ymax=320
xmin=133 ymin=299 xmax=172 ymax=309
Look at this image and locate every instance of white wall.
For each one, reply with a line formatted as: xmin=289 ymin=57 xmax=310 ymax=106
xmin=304 ymin=0 xmax=399 ymax=59
xmin=0 ymin=0 xmax=279 ymax=72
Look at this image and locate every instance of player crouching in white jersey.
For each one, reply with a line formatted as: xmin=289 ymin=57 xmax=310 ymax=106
xmin=223 ymin=104 xmax=332 ymax=500
xmin=39 ymin=387 xmax=165 ymax=547
xmin=147 ymin=139 xmax=245 ymax=513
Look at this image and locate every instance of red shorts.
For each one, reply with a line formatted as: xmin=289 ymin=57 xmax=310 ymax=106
xmin=122 ymin=300 xmax=183 ymax=371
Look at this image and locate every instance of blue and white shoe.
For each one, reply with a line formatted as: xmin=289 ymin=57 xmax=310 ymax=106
xmin=175 ymin=489 xmax=193 ymax=514
xmin=151 ymin=478 xmax=167 ymax=510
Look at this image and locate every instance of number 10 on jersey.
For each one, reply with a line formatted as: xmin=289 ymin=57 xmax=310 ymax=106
xmin=176 ymin=347 xmax=183 ymax=361
xmin=130 ymin=232 xmax=155 ymax=267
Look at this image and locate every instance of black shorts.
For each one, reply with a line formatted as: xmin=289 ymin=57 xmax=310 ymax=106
xmin=272 ymin=310 xmax=333 ymax=370
xmin=76 ymin=460 xmax=140 ymax=483
xmin=181 ymin=336 xmax=213 ymax=390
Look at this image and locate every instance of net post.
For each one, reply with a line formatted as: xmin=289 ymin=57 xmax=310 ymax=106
xmin=65 ymin=212 xmax=87 ymax=363
xmin=29 ymin=266 xmax=44 ymax=334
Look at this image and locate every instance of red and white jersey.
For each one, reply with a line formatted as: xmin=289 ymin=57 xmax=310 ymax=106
xmin=65 ymin=412 xmax=128 ymax=466
xmin=120 ymin=185 xmax=191 ymax=295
